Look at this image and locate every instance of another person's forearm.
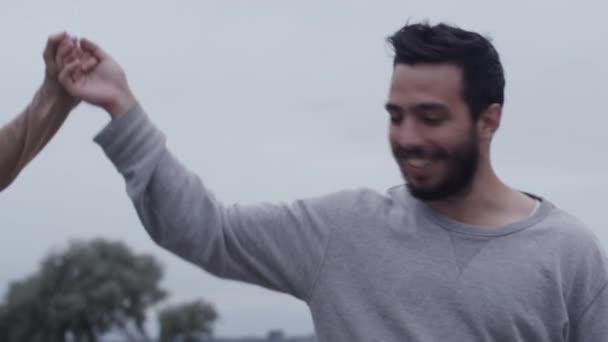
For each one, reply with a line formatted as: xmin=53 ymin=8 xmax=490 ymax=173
xmin=0 ymin=83 xmax=75 ymax=191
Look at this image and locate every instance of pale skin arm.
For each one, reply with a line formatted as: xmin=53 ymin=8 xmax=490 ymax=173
xmin=0 ymin=33 xmax=95 ymax=191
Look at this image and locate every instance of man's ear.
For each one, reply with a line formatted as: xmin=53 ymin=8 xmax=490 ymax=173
xmin=477 ymin=103 xmax=502 ymax=141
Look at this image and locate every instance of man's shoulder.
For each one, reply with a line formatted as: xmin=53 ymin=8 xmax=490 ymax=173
xmin=291 ymin=185 xmax=410 ymax=226
xmin=538 ymin=200 xmax=600 ymax=247
xmin=537 ymin=199 xmax=608 ymax=313
xmin=300 ymin=185 xmax=402 ymax=211
xmin=534 ymin=199 xmax=606 ymax=271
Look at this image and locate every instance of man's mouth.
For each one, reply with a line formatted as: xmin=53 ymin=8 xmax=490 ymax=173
xmin=406 ymin=158 xmax=432 ymax=168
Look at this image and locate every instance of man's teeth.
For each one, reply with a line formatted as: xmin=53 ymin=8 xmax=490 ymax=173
xmin=407 ymin=158 xmax=431 ymax=168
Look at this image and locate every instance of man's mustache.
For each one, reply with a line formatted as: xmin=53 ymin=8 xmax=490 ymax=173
xmin=392 ymin=146 xmax=448 ymax=160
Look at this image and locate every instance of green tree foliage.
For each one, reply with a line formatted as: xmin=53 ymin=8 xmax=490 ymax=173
xmin=159 ymin=300 xmax=218 ymax=342
xmin=0 ymin=239 xmax=166 ymax=342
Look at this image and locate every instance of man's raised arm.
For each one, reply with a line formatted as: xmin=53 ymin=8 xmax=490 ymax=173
xmin=58 ymin=37 xmax=359 ymax=300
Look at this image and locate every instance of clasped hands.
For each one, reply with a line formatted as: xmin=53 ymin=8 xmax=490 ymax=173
xmin=47 ymin=32 xmax=137 ymax=119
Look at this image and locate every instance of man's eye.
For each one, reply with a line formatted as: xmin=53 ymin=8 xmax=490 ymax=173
xmin=390 ymin=115 xmax=402 ymax=124
xmin=422 ymin=116 xmax=442 ymax=125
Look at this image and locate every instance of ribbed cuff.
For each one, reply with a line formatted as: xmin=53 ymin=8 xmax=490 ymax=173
xmin=93 ymin=103 xmax=166 ymax=173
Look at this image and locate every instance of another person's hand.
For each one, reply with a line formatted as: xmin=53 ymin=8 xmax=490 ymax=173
xmin=59 ymin=38 xmax=136 ymax=119
xmin=42 ymin=32 xmax=96 ymax=109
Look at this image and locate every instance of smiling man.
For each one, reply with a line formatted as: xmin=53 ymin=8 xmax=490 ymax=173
xmin=60 ymin=22 xmax=607 ymax=341
xmin=384 ymin=31 xmax=537 ymax=226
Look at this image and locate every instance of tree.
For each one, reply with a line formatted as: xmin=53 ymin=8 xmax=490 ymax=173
xmin=159 ymin=300 xmax=218 ymax=342
xmin=0 ymin=239 xmax=166 ymax=342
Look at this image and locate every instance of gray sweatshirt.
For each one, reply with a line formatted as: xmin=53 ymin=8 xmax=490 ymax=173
xmin=95 ymin=104 xmax=608 ymax=342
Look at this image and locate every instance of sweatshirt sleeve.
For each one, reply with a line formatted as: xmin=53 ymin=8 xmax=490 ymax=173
xmin=563 ymin=222 xmax=608 ymax=342
xmin=569 ymin=282 xmax=608 ymax=342
xmin=93 ymin=104 xmax=356 ymax=301
xmin=0 ymin=85 xmax=74 ymax=191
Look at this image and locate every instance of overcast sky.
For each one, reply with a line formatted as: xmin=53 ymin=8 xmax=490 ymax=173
xmin=1 ymin=0 xmax=606 ymax=337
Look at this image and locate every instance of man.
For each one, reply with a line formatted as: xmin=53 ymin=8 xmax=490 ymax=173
xmin=59 ymin=22 xmax=608 ymax=341
xmin=0 ymin=33 xmax=95 ymax=192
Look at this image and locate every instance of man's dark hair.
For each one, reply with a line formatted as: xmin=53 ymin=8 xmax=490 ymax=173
xmin=387 ymin=21 xmax=505 ymax=120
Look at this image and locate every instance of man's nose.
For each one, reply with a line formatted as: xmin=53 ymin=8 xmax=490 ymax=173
xmin=392 ymin=118 xmax=425 ymax=147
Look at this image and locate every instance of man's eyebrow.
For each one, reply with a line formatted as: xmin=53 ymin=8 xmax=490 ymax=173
xmin=410 ymin=102 xmax=448 ymax=113
xmin=385 ymin=102 xmax=448 ymax=114
xmin=384 ymin=102 xmax=402 ymax=112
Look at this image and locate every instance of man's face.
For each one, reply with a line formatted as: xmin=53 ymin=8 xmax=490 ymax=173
xmin=386 ymin=63 xmax=480 ymax=201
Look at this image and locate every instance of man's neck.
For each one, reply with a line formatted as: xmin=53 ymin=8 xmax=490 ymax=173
xmin=425 ymin=168 xmax=537 ymax=228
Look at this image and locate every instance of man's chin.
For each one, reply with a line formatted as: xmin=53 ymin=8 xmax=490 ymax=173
xmin=406 ymin=178 xmax=475 ymax=202
xmin=405 ymin=181 xmax=442 ymax=201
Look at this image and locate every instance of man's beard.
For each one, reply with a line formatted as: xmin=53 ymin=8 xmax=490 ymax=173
xmin=392 ymin=128 xmax=480 ymax=201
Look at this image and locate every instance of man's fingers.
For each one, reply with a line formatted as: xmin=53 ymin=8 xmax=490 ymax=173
xmin=80 ymin=52 xmax=98 ymax=72
xmin=72 ymin=67 xmax=83 ymax=84
xmin=80 ymin=38 xmax=108 ymax=60
xmin=58 ymin=59 xmax=82 ymax=89
xmin=55 ymin=37 xmax=77 ymax=68
xmin=42 ymin=31 xmax=69 ymax=64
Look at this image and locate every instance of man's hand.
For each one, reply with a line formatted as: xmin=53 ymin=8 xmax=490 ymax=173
xmin=59 ymin=38 xmax=136 ymax=119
